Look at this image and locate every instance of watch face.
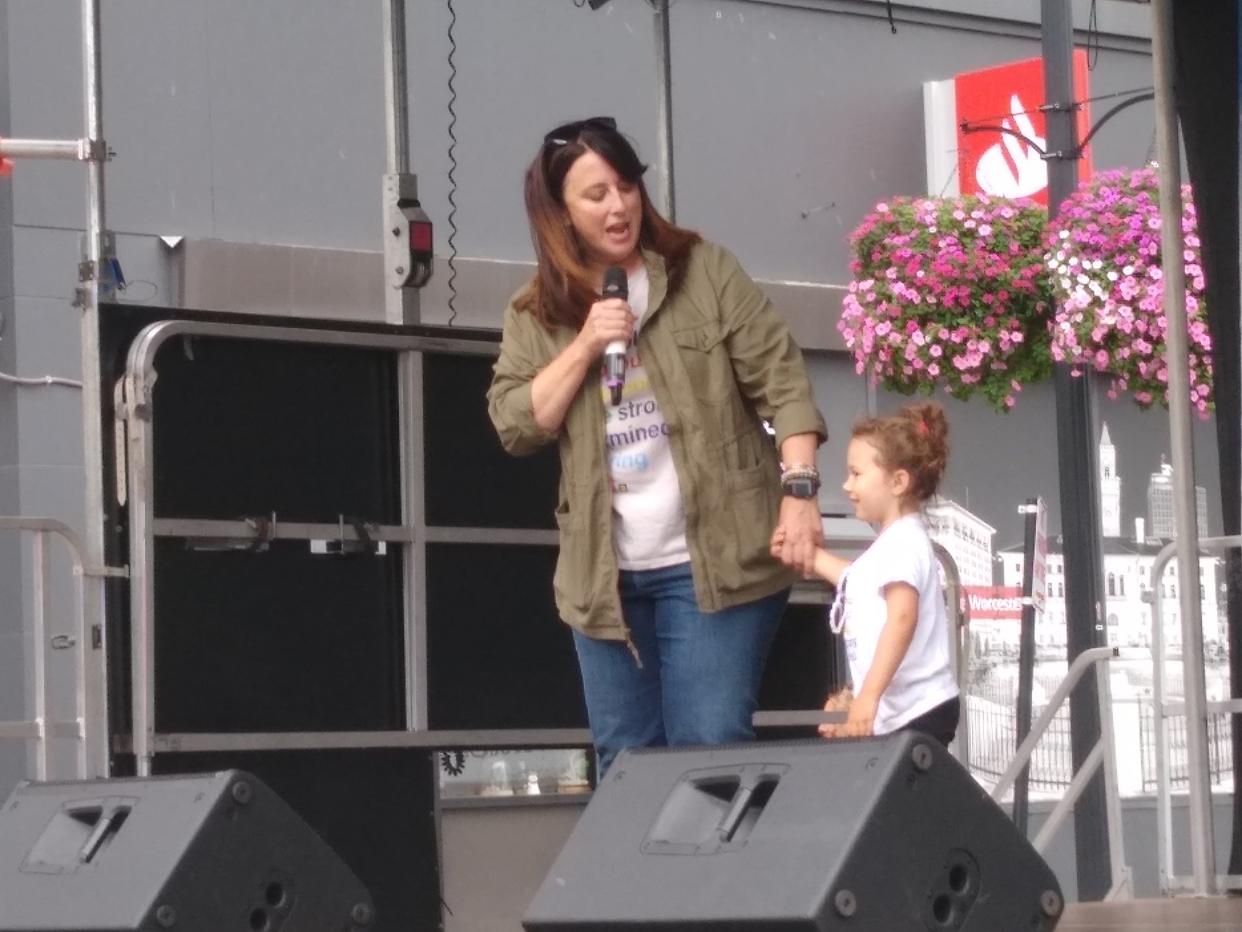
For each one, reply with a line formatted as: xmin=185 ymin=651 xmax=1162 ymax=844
xmin=784 ymin=477 xmax=818 ymax=499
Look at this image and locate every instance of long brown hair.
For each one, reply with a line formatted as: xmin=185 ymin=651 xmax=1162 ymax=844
xmin=516 ymin=120 xmax=701 ymax=330
xmin=852 ymin=402 xmax=951 ymax=504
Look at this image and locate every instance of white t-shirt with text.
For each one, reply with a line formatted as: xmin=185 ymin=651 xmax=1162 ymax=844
xmin=838 ymin=513 xmax=958 ymax=733
xmin=601 ymin=266 xmax=690 ymax=570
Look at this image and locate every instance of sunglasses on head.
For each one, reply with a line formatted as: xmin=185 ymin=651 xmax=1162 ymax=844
xmin=543 ymin=116 xmax=617 ymax=147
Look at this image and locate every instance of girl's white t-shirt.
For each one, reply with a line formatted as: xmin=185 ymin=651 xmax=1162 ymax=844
xmin=838 ymin=513 xmax=958 ymax=733
xmin=600 ymin=265 xmax=690 ymax=570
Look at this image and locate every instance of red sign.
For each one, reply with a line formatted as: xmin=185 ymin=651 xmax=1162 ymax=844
xmin=954 ymin=52 xmax=1092 ymax=205
xmin=964 ymin=586 xmax=1024 ymax=622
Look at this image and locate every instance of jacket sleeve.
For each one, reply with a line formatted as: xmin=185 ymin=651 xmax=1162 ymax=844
xmin=708 ymin=243 xmax=828 ymax=447
xmin=487 ymin=302 xmax=561 ymax=457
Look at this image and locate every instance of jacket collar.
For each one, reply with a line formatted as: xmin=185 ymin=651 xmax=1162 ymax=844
xmin=640 ymin=248 xmax=670 ymax=321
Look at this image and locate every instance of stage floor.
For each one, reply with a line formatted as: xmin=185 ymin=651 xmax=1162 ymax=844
xmin=1060 ymin=897 xmax=1242 ymax=929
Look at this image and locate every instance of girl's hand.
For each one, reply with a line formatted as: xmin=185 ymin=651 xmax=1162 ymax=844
xmin=839 ymin=693 xmax=878 ymax=738
xmin=821 ymin=692 xmax=876 ymax=739
xmin=817 ymin=688 xmax=853 ymax=738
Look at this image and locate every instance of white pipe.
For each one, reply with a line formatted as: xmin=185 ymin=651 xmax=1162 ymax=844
xmin=0 ymin=138 xmax=86 ymax=161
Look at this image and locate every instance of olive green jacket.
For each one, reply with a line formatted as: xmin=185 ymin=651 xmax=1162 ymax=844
xmin=487 ymin=240 xmax=827 ymax=641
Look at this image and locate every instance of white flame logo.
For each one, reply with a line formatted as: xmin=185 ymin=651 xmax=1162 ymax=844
xmin=974 ymin=94 xmax=1047 ymax=198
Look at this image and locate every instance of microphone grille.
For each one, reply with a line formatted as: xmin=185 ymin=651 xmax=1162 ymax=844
xmin=601 ymin=266 xmax=628 ymax=300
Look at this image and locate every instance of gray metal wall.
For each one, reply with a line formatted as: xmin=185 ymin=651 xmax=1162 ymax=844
xmin=0 ymin=0 xmax=1156 ymax=808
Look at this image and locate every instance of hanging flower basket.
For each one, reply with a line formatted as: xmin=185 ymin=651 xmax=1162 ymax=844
xmin=1044 ymin=165 xmax=1214 ymax=417
xmin=838 ymin=195 xmax=1054 ymax=412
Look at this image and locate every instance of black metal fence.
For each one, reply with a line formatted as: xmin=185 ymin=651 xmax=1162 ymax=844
xmin=1137 ymin=704 xmax=1233 ymax=793
xmin=967 ymin=697 xmax=1074 ymax=792
xmin=966 ymin=695 xmax=1234 ymax=795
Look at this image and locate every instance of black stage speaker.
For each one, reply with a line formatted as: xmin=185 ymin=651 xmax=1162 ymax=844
xmin=525 ymin=733 xmax=1063 ymax=931
xmin=0 ymin=770 xmax=374 ymax=932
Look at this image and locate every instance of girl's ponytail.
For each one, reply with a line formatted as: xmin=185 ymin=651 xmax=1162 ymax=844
xmin=852 ymin=401 xmax=950 ymax=503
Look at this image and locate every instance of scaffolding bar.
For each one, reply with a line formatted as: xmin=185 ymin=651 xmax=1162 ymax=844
xmin=0 ymin=138 xmax=88 ymax=161
xmin=1151 ymin=0 xmax=1216 ymax=897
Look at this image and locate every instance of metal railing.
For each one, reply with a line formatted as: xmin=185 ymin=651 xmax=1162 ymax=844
xmin=119 ymin=321 xmax=512 ymax=775
xmin=968 ymin=694 xmax=1234 ymax=796
xmin=1148 ymin=534 xmax=1242 ymax=895
xmin=116 ymin=322 xmax=852 ymax=764
xmin=0 ymin=518 xmax=118 ymax=780
xmin=117 ymin=318 xmax=968 ymax=769
xmin=1138 ymin=702 xmax=1232 ymax=794
xmin=989 ymin=646 xmax=1131 ymax=899
xmin=932 ymin=541 xmax=970 ymax=766
xmin=968 ymin=698 xmax=1074 ymax=792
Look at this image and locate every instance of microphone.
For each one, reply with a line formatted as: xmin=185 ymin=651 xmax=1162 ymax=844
xmin=601 ymin=266 xmax=629 ymax=406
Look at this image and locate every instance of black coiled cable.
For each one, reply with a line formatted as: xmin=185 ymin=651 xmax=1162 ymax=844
xmin=445 ymin=0 xmax=460 ymax=325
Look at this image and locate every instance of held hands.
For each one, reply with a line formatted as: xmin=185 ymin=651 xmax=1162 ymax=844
xmin=769 ymin=497 xmax=824 ymax=578
xmin=818 ymin=689 xmax=877 ymax=740
xmin=576 ymin=297 xmax=635 ymax=358
xmin=769 ymin=526 xmax=792 ymax=562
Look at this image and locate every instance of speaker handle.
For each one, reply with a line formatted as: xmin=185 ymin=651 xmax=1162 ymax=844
xmin=78 ymin=804 xmax=130 ymax=864
xmin=715 ymin=785 xmax=756 ymax=842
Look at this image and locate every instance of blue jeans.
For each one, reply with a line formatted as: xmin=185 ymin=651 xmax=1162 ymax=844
xmin=573 ymin=562 xmax=788 ymax=776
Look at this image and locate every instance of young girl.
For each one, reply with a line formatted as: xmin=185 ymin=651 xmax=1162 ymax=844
xmin=772 ymin=402 xmax=960 ymax=746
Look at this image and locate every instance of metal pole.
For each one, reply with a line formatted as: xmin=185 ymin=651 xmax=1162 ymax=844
xmin=83 ymin=0 xmax=106 ymax=291
xmin=79 ymin=0 xmax=112 ymax=780
xmin=31 ymin=533 xmax=48 ymax=782
xmin=1041 ymin=0 xmax=1112 ymax=899
xmin=382 ymin=0 xmax=409 ymax=176
xmin=653 ymin=0 xmax=675 ymax=221
xmin=1095 ymin=654 xmax=1129 ymax=898
xmin=1013 ymin=499 xmax=1039 ymax=833
xmin=381 ymin=0 xmax=418 ymax=325
xmin=1150 ymin=570 xmax=1175 ymax=892
xmin=125 ymin=372 xmax=156 ymax=777
xmin=1 ymin=2 xmax=114 ymax=782
xmin=1233 ymin=0 xmax=1242 ymax=889
xmin=1151 ymin=0 xmax=1216 ymax=895
xmin=381 ymin=2 xmax=423 ymax=725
